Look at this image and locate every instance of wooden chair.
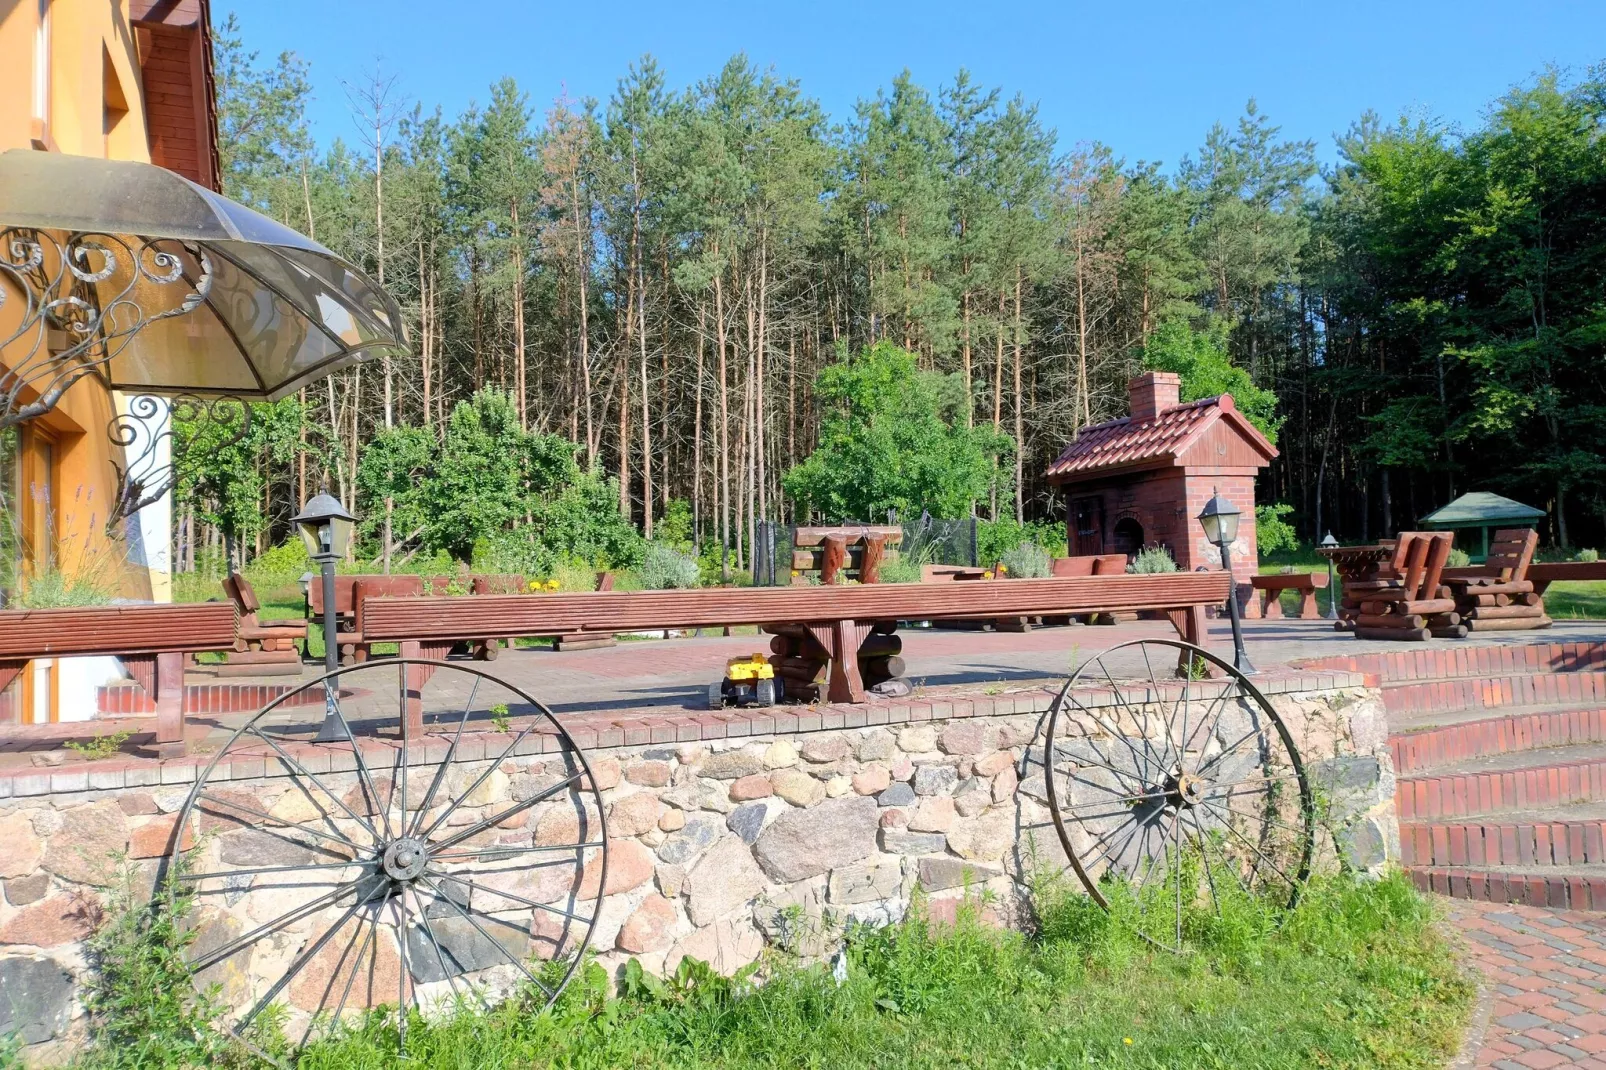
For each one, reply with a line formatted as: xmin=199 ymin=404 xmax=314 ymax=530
xmin=1348 ymin=531 xmax=1460 ymax=640
xmin=220 ymin=573 xmax=306 ymax=674
xmin=1442 ymin=528 xmax=1551 ymax=632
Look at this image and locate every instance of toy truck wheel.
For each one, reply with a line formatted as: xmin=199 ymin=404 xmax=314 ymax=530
xmin=708 ymin=681 xmax=726 ymax=710
xmin=756 ymin=678 xmax=777 ymax=706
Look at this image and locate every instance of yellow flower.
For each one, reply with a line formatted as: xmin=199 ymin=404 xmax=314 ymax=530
xmin=998 ymin=564 xmax=1009 ymax=574
xmin=1123 ymin=1038 xmax=1133 ymax=1045
xmin=983 ymin=571 xmax=994 ymax=580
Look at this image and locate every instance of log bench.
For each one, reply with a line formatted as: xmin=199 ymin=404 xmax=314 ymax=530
xmin=1442 ymin=528 xmax=1551 ymax=633
xmin=1248 ymin=572 xmax=1329 ymax=620
xmin=220 ymin=572 xmax=306 ymax=675
xmin=360 ymin=572 xmax=1231 ymax=732
xmin=0 ymin=602 xmax=237 ymax=753
xmin=792 ymin=525 xmax=903 ymax=585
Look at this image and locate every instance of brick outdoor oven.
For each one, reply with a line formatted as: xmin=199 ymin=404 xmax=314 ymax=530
xmin=1045 ymin=372 xmax=1277 ymax=598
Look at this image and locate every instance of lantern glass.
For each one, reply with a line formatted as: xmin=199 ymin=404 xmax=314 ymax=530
xmin=1196 ymin=491 xmax=1241 ymax=547
xmin=291 ymin=492 xmax=357 ymax=560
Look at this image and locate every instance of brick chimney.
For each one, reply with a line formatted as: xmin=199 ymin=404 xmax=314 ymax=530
xmin=1128 ymin=371 xmax=1181 ymax=422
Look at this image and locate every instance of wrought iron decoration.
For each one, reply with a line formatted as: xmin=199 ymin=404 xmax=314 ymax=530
xmin=106 ymin=393 xmax=251 ymax=532
xmin=0 ymin=227 xmax=212 ymax=430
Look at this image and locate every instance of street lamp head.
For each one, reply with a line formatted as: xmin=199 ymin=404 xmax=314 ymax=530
xmin=1196 ymin=488 xmax=1241 ymax=548
xmin=298 ymin=571 xmax=315 ymax=597
xmin=1319 ymin=530 xmax=1339 ymax=549
xmin=292 ymin=492 xmax=356 ymax=560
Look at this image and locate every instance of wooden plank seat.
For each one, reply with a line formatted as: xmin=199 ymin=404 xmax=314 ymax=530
xmin=1345 ymin=532 xmax=1461 ymax=640
xmin=1048 ymin=554 xmax=1130 ymax=625
xmin=219 ymin=572 xmax=306 ymax=675
xmin=361 ymin=571 xmax=1232 ymax=730
xmin=1441 ymin=528 xmax=1551 ymax=632
xmin=0 ymin=602 xmax=236 ymax=751
xmin=1248 ymin=572 xmax=1330 ymax=620
xmin=1528 ymin=560 xmax=1606 ymax=596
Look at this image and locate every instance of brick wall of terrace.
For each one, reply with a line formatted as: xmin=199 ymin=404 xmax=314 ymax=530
xmin=0 ymin=670 xmax=1391 ymax=1061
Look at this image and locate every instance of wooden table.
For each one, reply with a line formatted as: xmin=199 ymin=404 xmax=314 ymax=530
xmin=1317 ymin=545 xmax=1395 ymax=629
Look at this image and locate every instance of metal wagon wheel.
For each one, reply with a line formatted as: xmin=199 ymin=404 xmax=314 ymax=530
xmin=167 ymin=658 xmax=609 ymax=1062
xmin=1039 ymin=639 xmax=1313 ymax=953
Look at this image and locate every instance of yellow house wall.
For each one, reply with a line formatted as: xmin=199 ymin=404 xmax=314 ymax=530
xmin=0 ymin=0 xmax=162 ymax=602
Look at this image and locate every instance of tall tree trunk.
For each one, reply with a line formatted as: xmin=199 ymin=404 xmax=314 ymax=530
xmin=512 ymin=199 xmax=527 ymax=429
xmin=693 ymin=303 xmax=707 ymax=555
xmin=715 ymin=253 xmax=731 ymax=581
xmin=1013 ymin=265 xmax=1025 ymax=523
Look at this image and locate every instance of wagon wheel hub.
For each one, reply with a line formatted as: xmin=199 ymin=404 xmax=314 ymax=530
xmin=382 ymin=836 xmax=429 ymax=882
xmin=1162 ymin=769 xmax=1208 ymax=810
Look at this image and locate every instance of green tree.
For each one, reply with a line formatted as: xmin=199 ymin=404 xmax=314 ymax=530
xmin=1141 ymin=318 xmax=1282 ymax=443
xmin=783 ymin=343 xmax=1011 ymax=520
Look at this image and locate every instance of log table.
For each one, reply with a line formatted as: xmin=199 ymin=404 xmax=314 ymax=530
xmin=1317 ymin=544 xmax=1395 ymax=631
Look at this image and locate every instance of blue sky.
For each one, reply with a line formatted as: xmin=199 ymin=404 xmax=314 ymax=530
xmin=230 ymin=0 xmax=1605 ymax=170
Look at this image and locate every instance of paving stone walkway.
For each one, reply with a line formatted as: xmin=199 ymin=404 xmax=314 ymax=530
xmin=1454 ymin=899 xmax=1606 ymax=1067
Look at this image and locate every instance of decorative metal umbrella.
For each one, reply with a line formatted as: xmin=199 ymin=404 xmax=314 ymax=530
xmin=0 ymin=150 xmax=408 ymax=526
xmin=0 ymin=149 xmax=406 ymax=419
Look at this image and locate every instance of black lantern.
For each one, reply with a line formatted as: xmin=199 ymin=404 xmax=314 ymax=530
xmin=1319 ymin=531 xmax=1340 ymax=621
xmin=292 ymin=492 xmax=357 ymax=740
xmin=1197 ymin=488 xmax=1255 ymax=674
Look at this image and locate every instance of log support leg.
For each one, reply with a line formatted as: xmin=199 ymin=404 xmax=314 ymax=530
xmin=153 ymin=651 xmax=187 ymax=756
xmin=807 ymin=618 xmax=872 ymax=703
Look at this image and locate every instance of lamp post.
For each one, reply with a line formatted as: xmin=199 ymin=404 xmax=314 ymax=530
xmin=1319 ymin=531 xmax=1340 ymax=621
xmin=1197 ymin=489 xmax=1255 ymax=674
xmin=292 ymin=492 xmax=356 ymax=741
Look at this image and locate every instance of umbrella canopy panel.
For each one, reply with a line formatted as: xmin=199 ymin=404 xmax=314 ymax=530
xmin=0 ymin=150 xmax=406 ymax=403
xmin=1419 ymin=492 xmax=1546 ymax=528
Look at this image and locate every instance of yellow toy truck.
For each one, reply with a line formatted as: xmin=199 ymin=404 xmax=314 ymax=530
xmin=709 ymin=652 xmax=778 ymax=709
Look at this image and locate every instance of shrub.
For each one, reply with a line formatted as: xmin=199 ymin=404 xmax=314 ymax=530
xmin=638 ymin=542 xmax=700 ymax=590
xmin=1255 ymin=502 xmax=1298 ymax=555
xmin=1129 ymin=546 xmax=1178 ymax=573
xmin=15 ymin=566 xmax=113 ymax=608
xmin=551 ymin=559 xmax=601 ymax=592
xmin=998 ymin=541 xmax=1051 ymax=579
xmin=1579 ymin=548 xmax=1600 ymax=563
xmin=1446 ymin=547 xmax=1471 ymax=568
xmin=977 ymin=518 xmax=1065 ymax=564
xmin=877 ymin=548 xmax=924 ymax=584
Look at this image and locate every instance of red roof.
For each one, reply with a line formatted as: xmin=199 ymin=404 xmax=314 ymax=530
xmin=1045 ymin=394 xmax=1276 ymax=481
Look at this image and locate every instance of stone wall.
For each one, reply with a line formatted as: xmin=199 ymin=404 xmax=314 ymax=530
xmin=0 ymin=677 xmax=1395 ymax=1061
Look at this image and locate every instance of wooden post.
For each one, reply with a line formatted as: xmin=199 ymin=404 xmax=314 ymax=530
xmin=820 ymin=535 xmax=847 ymax=585
xmin=153 ymin=650 xmax=186 ymax=755
xmin=859 ymin=533 xmax=886 ymax=584
xmin=400 ymin=640 xmax=426 ymax=739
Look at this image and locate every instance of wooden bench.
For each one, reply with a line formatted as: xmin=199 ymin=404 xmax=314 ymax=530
xmin=1528 ymin=560 xmax=1606 ymax=596
xmin=361 ymin=572 xmax=1231 ymax=730
xmin=792 ymin=525 xmax=904 ymax=585
xmin=220 ymin=572 xmax=306 ymax=675
xmin=0 ymin=602 xmax=236 ymax=751
xmin=1248 ymin=572 xmax=1329 ymax=620
xmin=1442 ymin=528 xmax=1551 ymax=632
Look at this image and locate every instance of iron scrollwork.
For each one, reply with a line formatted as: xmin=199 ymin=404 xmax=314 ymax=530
xmin=106 ymin=394 xmax=251 ymax=533
xmin=0 ymin=227 xmax=213 ymax=430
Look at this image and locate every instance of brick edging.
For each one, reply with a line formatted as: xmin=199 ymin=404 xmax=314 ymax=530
xmin=1301 ymin=641 xmax=1606 ymax=684
xmin=1391 ymin=708 xmax=1606 ymax=774
xmin=1409 ymin=866 xmax=1606 ymax=910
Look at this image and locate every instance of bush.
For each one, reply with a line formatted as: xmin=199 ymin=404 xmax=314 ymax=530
xmin=1129 ymin=546 xmax=1179 ymax=573
xmin=877 ymin=548 xmax=924 ymax=584
xmin=998 ymin=541 xmax=1051 ymax=578
xmin=1446 ymin=547 xmax=1471 ymax=568
xmin=1579 ymin=547 xmax=1600 ymax=563
xmin=977 ymin=518 xmax=1065 ymax=564
xmin=638 ymin=542 xmax=700 ymax=590
xmin=1255 ymin=502 xmax=1298 ymax=555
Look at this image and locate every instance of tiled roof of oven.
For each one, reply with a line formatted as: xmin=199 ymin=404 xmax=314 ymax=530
xmin=1044 ymin=394 xmax=1275 ymax=480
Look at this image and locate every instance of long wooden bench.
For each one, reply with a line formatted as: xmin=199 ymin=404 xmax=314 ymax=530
xmin=0 ymin=602 xmax=237 ymax=751
xmin=1526 ymin=561 xmax=1606 ymax=596
xmin=362 ymin=572 xmax=1231 ymax=728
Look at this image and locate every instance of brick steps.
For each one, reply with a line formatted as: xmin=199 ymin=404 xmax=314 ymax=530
xmin=1390 ymin=706 xmax=1606 ymax=774
xmin=1397 ymin=744 xmax=1606 ymax=820
xmin=1400 ymin=806 xmax=1606 ymax=867
xmin=1381 ymin=671 xmax=1606 ymax=716
xmin=1408 ymin=864 xmax=1606 ymax=909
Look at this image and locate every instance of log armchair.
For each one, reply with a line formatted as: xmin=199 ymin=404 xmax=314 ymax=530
xmin=220 ymin=572 xmax=307 ymax=674
xmin=1441 ymin=528 xmax=1552 ymax=633
xmin=1347 ymin=531 xmax=1461 ymax=640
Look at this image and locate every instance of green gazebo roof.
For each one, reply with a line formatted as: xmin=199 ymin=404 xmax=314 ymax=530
xmin=1419 ymin=492 xmax=1546 ymax=528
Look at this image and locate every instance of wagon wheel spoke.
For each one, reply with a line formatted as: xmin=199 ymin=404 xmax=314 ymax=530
xmin=1041 ymin=639 xmax=1311 ymax=953
xmin=171 ymin=659 xmax=609 ymax=1065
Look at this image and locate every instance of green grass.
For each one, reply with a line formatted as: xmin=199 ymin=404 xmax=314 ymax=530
xmin=1541 ymin=580 xmax=1606 ymax=620
xmin=177 ymin=872 xmax=1469 ymax=1070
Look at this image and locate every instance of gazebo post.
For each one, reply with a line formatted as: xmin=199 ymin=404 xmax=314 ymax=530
xmin=1482 ymin=527 xmax=1490 ymax=559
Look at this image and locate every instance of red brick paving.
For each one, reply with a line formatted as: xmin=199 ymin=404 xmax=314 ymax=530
xmin=1453 ymin=898 xmax=1606 ymax=1067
